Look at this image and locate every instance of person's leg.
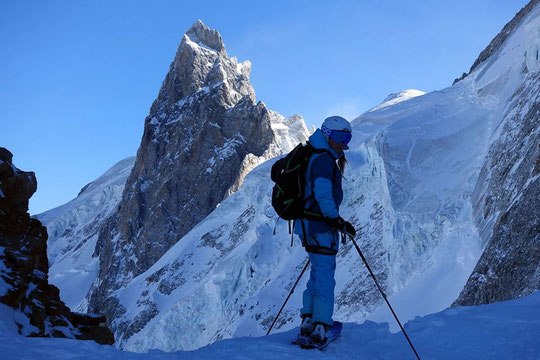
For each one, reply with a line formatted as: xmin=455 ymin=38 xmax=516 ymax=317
xmin=310 ymin=233 xmax=337 ymax=326
xmin=310 ymin=253 xmax=336 ymax=325
xmin=301 ymin=252 xmax=316 ymax=317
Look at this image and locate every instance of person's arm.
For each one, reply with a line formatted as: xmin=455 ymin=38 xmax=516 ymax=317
xmin=311 ymin=154 xmax=339 ymax=219
xmin=311 ymin=153 xmax=357 ymax=238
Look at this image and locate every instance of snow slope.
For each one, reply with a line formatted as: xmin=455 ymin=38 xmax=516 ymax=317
xmin=36 ymin=157 xmax=135 ymax=311
xmin=0 ymin=291 xmax=538 ymax=360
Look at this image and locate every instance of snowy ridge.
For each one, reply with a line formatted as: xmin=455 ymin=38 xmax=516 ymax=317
xmin=453 ymin=2 xmax=540 ymax=305
xmin=351 ymin=89 xmax=426 ymax=134
xmin=368 ymin=89 xmax=426 ymax=113
xmin=1 ymin=292 xmax=539 ymax=359
xmin=36 ymin=157 xmax=135 ymax=311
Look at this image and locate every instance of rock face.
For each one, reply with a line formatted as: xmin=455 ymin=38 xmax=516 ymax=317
xmin=0 ymin=147 xmax=114 ymax=344
xmin=85 ymin=21 xmax=308 ymax=328
xmin=453 ymin=1 xmax=540 ymax=304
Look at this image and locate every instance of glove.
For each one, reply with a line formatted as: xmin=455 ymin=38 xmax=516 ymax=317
xmin=344 ymin=221 xmax=356 ymax=236
xmin=327 ymin=216 xmax=345 ymax=233
xmin=327 ymin=217 xmax=356 ymax=236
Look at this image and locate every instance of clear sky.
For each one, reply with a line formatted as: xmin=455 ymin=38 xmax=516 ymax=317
xmin=0 ymin=0 xmax=530 ymax=215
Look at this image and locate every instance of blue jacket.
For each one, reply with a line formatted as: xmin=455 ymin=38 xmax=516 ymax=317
xmin=295 ymin=129 xmax=343 ymax=236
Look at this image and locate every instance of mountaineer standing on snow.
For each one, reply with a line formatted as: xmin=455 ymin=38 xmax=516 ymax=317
xmin=295 ymin=116 xmax=355 ymax=345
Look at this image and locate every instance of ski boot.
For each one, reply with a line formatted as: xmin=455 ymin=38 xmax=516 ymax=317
xmin=309 ymin=322 xmax=328 ymax=345
xmin=300 ymin=314 xmax=312 ymax=337
xmin=292 ymin=314 xmax=312 ymax=345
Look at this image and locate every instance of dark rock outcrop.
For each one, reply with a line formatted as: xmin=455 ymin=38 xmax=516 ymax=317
xmin=0 ymin=147 xmax=114 ymax=344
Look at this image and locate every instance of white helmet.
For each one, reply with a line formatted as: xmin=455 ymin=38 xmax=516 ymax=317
xmin=322 ymin=116 xmax=352 ymax=132
xmin=321 ymin=116 xmax=352 ymax=150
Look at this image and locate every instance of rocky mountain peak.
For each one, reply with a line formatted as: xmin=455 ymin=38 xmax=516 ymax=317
xmin=87 ymin=21 xmax=309 ymax=328
xmin=185 ymin=20 xmax=226 ymax=55
xmin=154 ymin=20 xmax=253 ymax=111
xmin=0 ymin=148 xmax=35 ymax=215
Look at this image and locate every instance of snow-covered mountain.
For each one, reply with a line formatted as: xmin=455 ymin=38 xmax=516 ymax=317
xmin=112 ymin=3 xmax=538 ymax=351
xmin=113 ymin=72 xmax=491 ymax=352
xmin=36 ymin=157 xmax=135 ymax=311
xmin=38 ymin=20 xmax=309 ymax=321
xmin=453 ymin=0 xmax=540 ymax=306
xmin=364 ymin=89 xmax=426 ymax=113
xmin=38 ymin=1 xmax=539 ymax=354
xmin=85 ymin=21 xmax=309 ymax=317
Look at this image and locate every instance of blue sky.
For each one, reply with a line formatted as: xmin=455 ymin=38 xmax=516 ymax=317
xmin=0 ymin=0 xmax=529 ymax=214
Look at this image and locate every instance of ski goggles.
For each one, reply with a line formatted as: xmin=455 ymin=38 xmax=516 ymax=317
xmin=321 ymin=125 xmax=352 ymax=146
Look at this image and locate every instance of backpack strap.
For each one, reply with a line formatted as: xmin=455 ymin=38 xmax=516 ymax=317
xmin=290 ymin=220 xmax=294 ymax=247
xmin=305 ymin=245 xmax=338 ymax=256
xmin=304 ymin=234 xmax=338 ymax=256
xmin=300 ymin=220 xmax=308 ymax=247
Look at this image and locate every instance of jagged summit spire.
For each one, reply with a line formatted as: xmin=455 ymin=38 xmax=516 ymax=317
xmin=184 ymin=20 xmax=226 ymax=55
xmin=153 ymin=20 xmax=239 ymax=107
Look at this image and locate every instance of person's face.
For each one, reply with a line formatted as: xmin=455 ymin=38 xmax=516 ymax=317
xmin=328 ymin=138 xmax=346 ymax=154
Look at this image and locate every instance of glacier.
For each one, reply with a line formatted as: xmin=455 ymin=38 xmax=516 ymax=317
xmin=36 ymin=157 xmax=135 ymax=311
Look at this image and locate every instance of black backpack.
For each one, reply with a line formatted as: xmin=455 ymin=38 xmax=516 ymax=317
xmin=270 ymin=142 xmax=329 ymax=221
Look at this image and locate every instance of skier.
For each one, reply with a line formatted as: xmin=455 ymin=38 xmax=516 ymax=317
xmin=295 ymin=115 xmax=355 ymax=346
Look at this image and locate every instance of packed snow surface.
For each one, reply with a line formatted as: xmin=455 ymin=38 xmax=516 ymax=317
xmin=0 ymin=292 xmax=538 ymax=359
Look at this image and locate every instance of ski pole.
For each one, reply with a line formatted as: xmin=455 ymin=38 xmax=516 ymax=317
xmin=350 ymin=235 xmax=421 ymax=360
xmin=266 ymin=259 xmax=310 ymax=336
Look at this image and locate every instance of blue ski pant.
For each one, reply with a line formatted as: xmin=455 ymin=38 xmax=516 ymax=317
xmin=301 ymin=232 xmax=338 ymax=326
